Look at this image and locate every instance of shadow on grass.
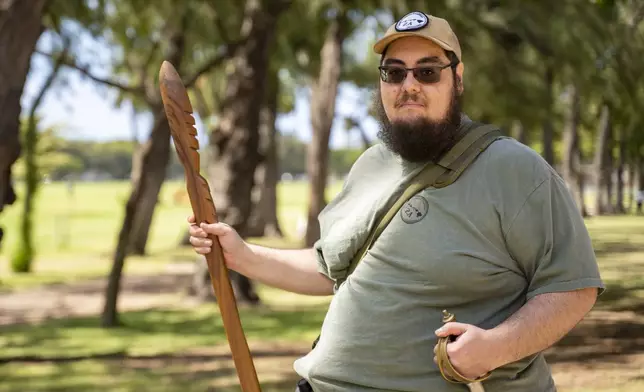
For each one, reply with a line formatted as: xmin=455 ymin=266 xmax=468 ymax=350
xmin=0 ymin=358 xmax=302 ymax=392
xmin=0 ymin=304 xmax=326 ymax=362
xmin=545 ymin=321 xmax=644 ymax=366
xmin=545 ymin=279 xmax=644 ymax=365
xmin=594 ymin=281 xmax=644 ymax=309
xmin=593 ymin=241 xmax=644 ymax=257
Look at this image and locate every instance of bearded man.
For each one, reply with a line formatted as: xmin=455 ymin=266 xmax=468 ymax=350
xmin=187 ymin=11 xmax=604 ymax=392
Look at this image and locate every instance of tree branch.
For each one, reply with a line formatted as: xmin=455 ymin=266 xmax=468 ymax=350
xmin=36 ymin=49 xmax=148 ymax=102
xmin=212 ymin=5 xmax=231 ymax=44
xmin=184 ymin=39 xmax=246 ymax=88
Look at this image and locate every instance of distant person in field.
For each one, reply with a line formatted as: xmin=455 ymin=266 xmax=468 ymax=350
xmin=188 ymin=11 xmax=604 ymax=392
xmin=636 ymin=188 xmax=644 ymax=214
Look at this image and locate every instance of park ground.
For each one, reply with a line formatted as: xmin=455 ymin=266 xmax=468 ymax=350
xmin=0 ymin=180 xmax=643 ymax=391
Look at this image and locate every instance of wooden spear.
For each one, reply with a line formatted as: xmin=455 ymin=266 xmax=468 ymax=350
xmin=158 ymin=60 xmax=261 ymax=392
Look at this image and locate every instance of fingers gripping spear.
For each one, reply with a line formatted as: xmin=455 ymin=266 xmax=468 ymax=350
xmin=158 ymin=61 xmax=262 ymax=392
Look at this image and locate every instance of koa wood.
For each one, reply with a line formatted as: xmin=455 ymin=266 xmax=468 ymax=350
xmin=158 ymin=60 xmax=261 ymax=392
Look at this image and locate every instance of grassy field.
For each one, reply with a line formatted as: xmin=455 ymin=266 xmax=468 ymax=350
xmin=0 ymin=179 xmax=342 ymax=289
xmin=0 ymin=180 xmax=643 ymax=391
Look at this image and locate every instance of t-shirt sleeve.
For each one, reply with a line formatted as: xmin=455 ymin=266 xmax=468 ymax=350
xmin=504 ymin=172 xmax=605 ymax=300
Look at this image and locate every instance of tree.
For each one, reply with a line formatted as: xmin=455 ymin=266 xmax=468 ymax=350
xmin=97 ymin=0 xmax=245 ymax=327
xmin=205 ymin=0 xmax=291 ymax=303
xmin=304 ymin=7 xmax=352 ymax=246
xmin=11 ymin=37 xmax=68 ymax=273
xmin=0 ymin=0 xmax=49 ymax=250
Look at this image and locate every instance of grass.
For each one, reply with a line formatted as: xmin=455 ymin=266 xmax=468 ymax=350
xmin=1 ymin=180 xmax=643 ymax=391
xmin=584 ymin=215 xmax=644 ymax=310
xmin=0 ymin=299 xmax=325 ymax=361
xmin=0 ymin=360 xmax=304 ymax=392
xmin=0 ymin=284 xmax=329 ymax=392
xmin=0 ymin=179 xmax=343 ymax=289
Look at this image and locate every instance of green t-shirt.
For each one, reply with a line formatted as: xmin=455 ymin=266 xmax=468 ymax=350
xmin=293 ymin=129 xmax=605 ymax=392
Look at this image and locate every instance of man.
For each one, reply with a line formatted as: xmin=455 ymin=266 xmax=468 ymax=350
xmin=188 ymin=11 xmax=604 ymax=392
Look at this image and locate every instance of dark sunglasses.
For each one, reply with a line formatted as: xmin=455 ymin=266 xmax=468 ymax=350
xmin=378 ymin=61 xmax=456 ymax=84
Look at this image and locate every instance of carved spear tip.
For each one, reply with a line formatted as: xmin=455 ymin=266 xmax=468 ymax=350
xmin=159 ymin=60 xmax=180 ymax=84
xmin=158 ymin=61 xmax=194 ymax=116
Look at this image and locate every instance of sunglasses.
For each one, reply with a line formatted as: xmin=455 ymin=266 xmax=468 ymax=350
xmin=378 ymin=61 xmax=456 ymax=84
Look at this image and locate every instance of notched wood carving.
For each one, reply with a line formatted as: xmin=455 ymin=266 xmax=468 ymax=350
xmin=158 ymin=61 xmax=217 ymax=227
xmin=158 ymin=60 xmax=261 ymax=392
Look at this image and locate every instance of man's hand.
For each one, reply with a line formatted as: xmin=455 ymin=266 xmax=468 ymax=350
xmin=432 ymin=288 xmax=598 ymax=380
xmin=433 ymin=322 xmax=503 ymax=380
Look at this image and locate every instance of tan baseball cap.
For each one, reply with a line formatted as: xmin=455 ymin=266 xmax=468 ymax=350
xmin=373 ymin=11 xmax=462 ymax=62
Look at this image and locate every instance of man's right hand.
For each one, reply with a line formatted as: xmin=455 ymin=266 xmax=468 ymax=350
xmin=187 ymin=215 xmax=250 ymax=272
xmin=187 ymin=215 xmax=334 ymax=296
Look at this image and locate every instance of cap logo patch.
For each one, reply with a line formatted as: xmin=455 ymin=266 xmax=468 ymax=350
xmin=395 ymin=12 xmax=429 ymax=31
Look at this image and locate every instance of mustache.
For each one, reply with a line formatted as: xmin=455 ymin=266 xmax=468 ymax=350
xmin=395 ymin=91 xmax=425 ymax=107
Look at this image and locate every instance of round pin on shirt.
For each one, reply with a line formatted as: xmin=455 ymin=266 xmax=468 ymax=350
xmin=395 ymin=12 xmax=429 ymax=31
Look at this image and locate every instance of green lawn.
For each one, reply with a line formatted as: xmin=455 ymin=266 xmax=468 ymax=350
xmin=0 ymin=284 xmax=330 ymax=392
xmin=0 ymin=180 xmax=643 ymax=391
xmin=0 ymin=283 xmax=331 ymax=361
xmin=0 ymin=179 xmax=343 ymax=289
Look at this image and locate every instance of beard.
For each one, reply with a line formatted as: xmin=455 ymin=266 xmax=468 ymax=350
xmin=374 ymin=77 xmax=463 ymax=163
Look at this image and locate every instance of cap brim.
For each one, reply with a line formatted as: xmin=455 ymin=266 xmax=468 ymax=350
xmin=373 ymin=32 xmax=455 ymax=55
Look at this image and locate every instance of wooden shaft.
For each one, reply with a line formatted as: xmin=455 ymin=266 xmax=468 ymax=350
xmin=158 ymin=60 xmax=261 ymax=391
xmin=204 ymin=230 xmax=261 ymax=391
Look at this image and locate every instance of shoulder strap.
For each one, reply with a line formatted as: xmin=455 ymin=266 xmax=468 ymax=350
xmin=345 ymin=124 xmax=504 ymax=276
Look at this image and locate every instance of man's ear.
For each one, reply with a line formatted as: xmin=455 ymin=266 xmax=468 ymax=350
xmin=456 ymin=62 xmax=465 ymax=94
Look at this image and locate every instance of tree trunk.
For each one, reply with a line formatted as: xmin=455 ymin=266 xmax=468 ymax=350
xmin=638 ymin=156 xmax=644 ymax=196
xmin=206 ymin=0 xmax=288 ymax=304
xmin=605 ymin=130 xmax=614 ymax=212
xmin=246 ymin=68 xmax=282 ymax=238
xmin=102 ymin=16 xmax=188 ymax=327
xmin=561 ymin=84 xmax=586 ymax=215
xmin=541 ymin=66 xmax=555 ymax=166
xmin=127 ymin=112 xmax=171 ymax=255
xmin=512 ymin=120 xmax=528 ymax=145
xmin=593 ymin=104 xmax=613 ymax=216
xmin=615 ymin=126 xmax=627 ymax=213
xmin=578 ymin=171 xmax=589 ymax=217
xmin=305 ymin=13 xmax=347 ymax=247
xmin=627 ymin=159 xmax=635 ymax=212
xmin=357 ymin=124 xmax=371 ymax=151
xmin=13 ymin=42 xmax=65 ymax=273
xmin=0 ymin=0 xmax=48 ymax=249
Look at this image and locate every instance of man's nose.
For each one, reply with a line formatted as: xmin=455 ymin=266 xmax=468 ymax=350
xmin=401 ymin=70 xmax=421 ymax=92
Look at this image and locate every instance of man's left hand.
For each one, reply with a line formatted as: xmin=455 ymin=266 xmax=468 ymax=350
xmin=433 ymin=322 xmax=505 ymax=380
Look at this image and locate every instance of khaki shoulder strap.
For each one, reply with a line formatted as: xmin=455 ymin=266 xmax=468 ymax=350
xmin=345 ymin=124 xmax=504 ymax=276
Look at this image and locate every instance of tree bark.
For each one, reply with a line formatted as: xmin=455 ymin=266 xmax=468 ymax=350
xmin=127 ymin=112 xmax=171 ymax=255
xmin=627 ymin=158 xmax=635 ymax=212
xmin=246 ymin=68 xmax=282 ymax=238
xmin=13 ymin=42 xmax=66 ymax=273
xmin=638 ymin=156 xmax=644 ymax=197
xmin=561 ymin=84 xmax=587 ymax=215
xmin=512 ymin=120 xmax=528 ymax=145
xmin=206 ymin=0 xmax=289 ymax=303
xmin=615 ymin=126 xmax=627 ymax=213
xmin=0 ymin=0 xmax=48 ymax=249
xmin=605 ymin=129 xmax=614 ymax=213
xmin=102 ymin=16 xmax=187 ymax=327
xmin=593 ymin=104 xmax=613 ymax=215
xmin=578 ymin=171 xmax=589 ymax=217
xmin=305 ymin=12 xmax=347 ymax=247
xmin=541 ymin=66 xmax=555 ymax=166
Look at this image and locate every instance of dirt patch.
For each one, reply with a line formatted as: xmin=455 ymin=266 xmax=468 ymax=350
xmin=545 ymin=309 xmax=644 ymax=390
xmin=1 ymin=272 xmax=643 ymax=390
xmin=0 ymin=265 xmax=196 ymax=326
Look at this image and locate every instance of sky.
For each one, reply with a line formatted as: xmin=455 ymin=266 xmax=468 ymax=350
xmin=20 ymin=16 xmax=388 ymax=151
